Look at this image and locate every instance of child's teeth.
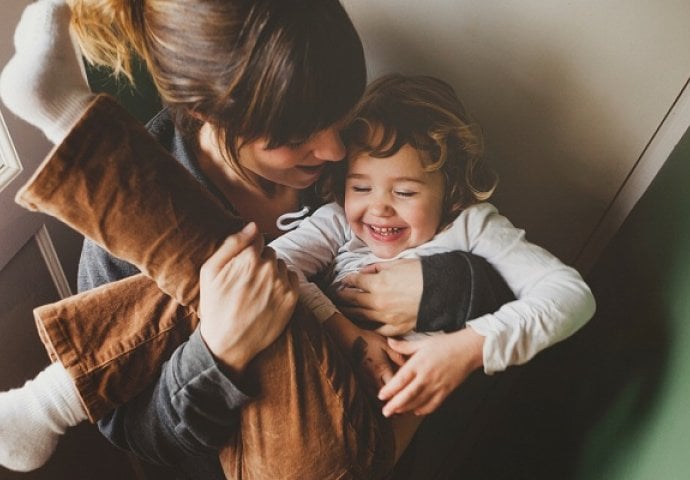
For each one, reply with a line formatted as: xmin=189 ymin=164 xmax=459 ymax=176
xmin=371 ymin=226 xmax=400 ymax=235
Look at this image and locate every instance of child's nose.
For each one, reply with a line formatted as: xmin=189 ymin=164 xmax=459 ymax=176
xmin=369 ymin=196 xmax=394 ymax=216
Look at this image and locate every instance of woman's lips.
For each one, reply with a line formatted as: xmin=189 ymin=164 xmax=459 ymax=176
xmin=297 ymin=164 xmax=325 ymax=176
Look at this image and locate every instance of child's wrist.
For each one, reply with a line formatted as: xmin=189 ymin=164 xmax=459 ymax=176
xmin=464 ymin=326 xmax=485 ymax=371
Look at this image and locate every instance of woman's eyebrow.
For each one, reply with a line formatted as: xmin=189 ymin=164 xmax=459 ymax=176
xmin=346 ymin=172 xmax=370 ymax=179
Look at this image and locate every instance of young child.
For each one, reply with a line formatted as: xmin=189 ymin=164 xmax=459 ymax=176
xmin=0 ymin=1 xmax=594 ymax=471
xmin=270 ymin=73 xmax=593 ymax=417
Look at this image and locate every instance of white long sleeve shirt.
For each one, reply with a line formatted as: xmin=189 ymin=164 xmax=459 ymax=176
xmin=269 ymin=201 xmax=595 ymax=374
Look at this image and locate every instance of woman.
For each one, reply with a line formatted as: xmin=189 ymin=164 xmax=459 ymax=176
xmin=0 ymin=0 xmax=594 ymax=477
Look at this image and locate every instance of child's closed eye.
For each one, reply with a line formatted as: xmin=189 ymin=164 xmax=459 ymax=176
xmin=351 ymin=185 xmax=372 ymax=193
xmin=394 ymin=190 xmax=418 ymax=198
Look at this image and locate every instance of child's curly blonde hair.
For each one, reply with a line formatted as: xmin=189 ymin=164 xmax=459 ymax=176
xmin=321 ymin=73 xmax=497 ymax=228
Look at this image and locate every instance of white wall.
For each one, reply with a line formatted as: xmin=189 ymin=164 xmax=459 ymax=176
xmin=343 ymin=0 xmax=690 ymax=267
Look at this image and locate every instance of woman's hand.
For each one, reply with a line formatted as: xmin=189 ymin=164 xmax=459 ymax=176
xmin=324 ymin=313 xmax=405 ymax=396
xmin=378 ymin=327 xmax=485 ymax=417
xmin=334 ymin=259 xmax=423 ymax=337
xmin=199 ymin=223 xmax=299 ymax=375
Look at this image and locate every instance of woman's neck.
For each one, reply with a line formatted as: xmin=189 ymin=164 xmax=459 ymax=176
xmin=196 ymin=123 xmax=299 ymax=240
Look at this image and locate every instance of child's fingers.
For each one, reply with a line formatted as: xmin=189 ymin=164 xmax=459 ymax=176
xmin=413 ymin=392 xmax=446 ymax=416
xmin=381 ymin=378 xmax=424 ymax=417
xmin=390 ymin=387 xmax=435 ymax=416
xmin=378 ymin=364 xmax=415 ymax=401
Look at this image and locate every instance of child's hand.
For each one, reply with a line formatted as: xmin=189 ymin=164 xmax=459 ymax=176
xmin=378 ymin=328 xmax=484 ymax=417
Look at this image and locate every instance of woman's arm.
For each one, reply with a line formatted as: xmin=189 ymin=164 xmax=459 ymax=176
xmin=336 ymin=251 xmax=514 ymax=336
xmin=77 ymin=239 xmax=140 ymax=292
xmin=98 ymin=328 xmax=252 ymax=464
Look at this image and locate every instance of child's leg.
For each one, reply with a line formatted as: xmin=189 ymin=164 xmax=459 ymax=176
xmin=0 ymin=363 xmax=86 ymax=471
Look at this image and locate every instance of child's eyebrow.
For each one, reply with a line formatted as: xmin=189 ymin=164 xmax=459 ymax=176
xmin=394 ymin=176 xmax=427 ymax=185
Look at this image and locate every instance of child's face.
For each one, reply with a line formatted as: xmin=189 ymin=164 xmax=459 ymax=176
xmin=344 ymin=144 xmax=445 ymax=259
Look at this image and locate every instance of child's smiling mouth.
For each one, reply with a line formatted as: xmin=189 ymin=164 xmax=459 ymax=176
xmin=366 ymin=224 xmax=407 ymax=240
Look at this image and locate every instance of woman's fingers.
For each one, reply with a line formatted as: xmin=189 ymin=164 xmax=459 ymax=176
xmin=201 ymin=222 xmax=258 ymax=276
xmin=375 ymin=323 xmax=408 ymax=337
xmin=336 ymin=286 xmax=375 ymax=308
xmin=387 ymin=337 xmax=419 ymax=356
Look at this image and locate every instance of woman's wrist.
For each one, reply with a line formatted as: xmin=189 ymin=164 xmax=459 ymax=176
xmin=199 ymin=325 xmax=253 ymax=378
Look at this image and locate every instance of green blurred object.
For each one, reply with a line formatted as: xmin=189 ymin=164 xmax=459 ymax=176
xmin=440 ymin=127 xmax=690 ymax=480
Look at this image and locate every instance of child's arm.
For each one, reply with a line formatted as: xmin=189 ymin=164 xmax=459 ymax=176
xmin=268 ymin=202 xmax=350 ymax=323
xmin=458 ymin=203 xmax=595 ymax=374
xmin=342 ymin=202 xmax=595 ymax=374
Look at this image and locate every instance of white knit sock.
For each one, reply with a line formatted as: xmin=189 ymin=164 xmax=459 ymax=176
xmin=0 ymin=362 xmax=87 ymax=472
xmin=0 ymin=0 xmax=94 ymax=144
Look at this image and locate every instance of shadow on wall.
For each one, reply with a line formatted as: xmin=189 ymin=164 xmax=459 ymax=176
xmin=355 ymin=10 xmax=651 ymax=263
xmin=353 ymin=18 xmax=683 ymax=476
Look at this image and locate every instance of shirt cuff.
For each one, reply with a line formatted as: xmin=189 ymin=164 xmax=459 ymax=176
xmin=169 ymin=328 xmax=253 ymax=411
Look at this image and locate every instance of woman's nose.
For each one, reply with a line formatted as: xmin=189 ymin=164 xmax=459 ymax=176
xmin=311 ymin=127 xmax=346 ymax=162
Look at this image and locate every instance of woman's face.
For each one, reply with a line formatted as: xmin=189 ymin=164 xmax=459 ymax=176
xmin=240 ymin=127 xmax=346 ymax=189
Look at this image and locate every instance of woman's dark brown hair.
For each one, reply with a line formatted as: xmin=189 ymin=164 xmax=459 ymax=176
xmin=68 ymin=0 xmax=366 ymax=182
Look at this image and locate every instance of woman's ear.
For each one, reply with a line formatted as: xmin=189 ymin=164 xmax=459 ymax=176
xmin=187 ymin=108 xmax=207 ymax=122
